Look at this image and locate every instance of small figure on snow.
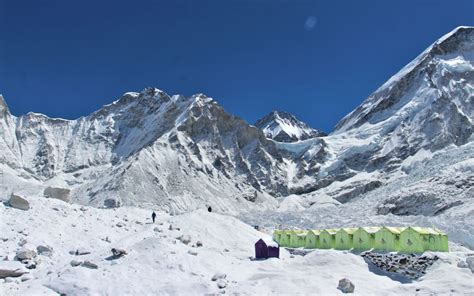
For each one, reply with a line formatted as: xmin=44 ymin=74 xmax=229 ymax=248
xmin=208 ymin=206 xmax=212 ymax=213
xmin=152 ymin=211 xmax=156 ymax=223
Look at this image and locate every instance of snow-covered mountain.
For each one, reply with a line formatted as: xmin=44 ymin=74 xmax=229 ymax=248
xmin=0 ymin=26 xmax=472 ymax=218
xmin=254 ymin=111 xmax=326 ymax=142
xmin=0 ymin=89 xmax=289 ymax=213
xmin=276 ymin=26 xmax=474 ymax=197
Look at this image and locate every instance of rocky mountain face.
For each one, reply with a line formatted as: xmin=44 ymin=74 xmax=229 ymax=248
xmin=0 ymin=27 xmax=472 ymax=215
xmin=0 ymin=88 xmax=290 ymax=213
xmin=278 ymin=26 xmax=474 ymax=196
xmin=254 ymin=111 xmax=326 ymax=142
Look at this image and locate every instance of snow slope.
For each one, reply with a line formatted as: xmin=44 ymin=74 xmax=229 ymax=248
xmin=1 ymin=197 xmax=473 ymax=295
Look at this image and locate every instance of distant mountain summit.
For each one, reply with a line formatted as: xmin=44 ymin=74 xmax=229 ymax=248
xmin=255 ymin=111 xmax=326 ymax=142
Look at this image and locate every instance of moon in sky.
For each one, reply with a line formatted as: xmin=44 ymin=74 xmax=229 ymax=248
xmin=304 ymin=16 xmax=318 ymax=31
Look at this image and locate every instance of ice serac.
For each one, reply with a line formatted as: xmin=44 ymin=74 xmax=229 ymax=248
xmin=255 ymin=111 xmax=326 ymax=142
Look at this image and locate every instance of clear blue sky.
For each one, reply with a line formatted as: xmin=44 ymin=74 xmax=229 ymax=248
xmin=1 ymin=0 xmax=472 ymax=132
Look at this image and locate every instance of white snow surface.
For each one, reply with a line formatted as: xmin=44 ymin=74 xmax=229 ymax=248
xmin=1 ymin=198 xmax=473 ymax=296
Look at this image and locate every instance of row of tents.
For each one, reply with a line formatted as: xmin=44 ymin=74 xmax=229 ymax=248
xmin=273 ymin=227 xmax=449 ymax=253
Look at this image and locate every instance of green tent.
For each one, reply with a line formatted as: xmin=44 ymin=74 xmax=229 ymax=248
xmin=400 ymin=227 xmax=450 ymax=253
xmin=434 ymin=228 xmax=449 ymax=252
xmin=277 ymin=226 xmax=449 ymax=252
xmin=400 ymin=227 xmax=425 ymax=253
xmin=279 ymin=230 xmax=292 ymax=247
xmin=319 ymin=229 xmax=337 ymax=249
xmin=353 ymin=227 xmax=380 ymax=251
xmin=335 ymin=228 xmax=358 ymax=250
xmin=289 ymin=230 xmax=307 ymax=248
xmin=272 ymin=230 xmax=282 ymax=244
xmin=374 ymin=227 xmax=403 ymax=252
xmin=411 ymin=227 xmax=443 ymax=252
xmin=305 ymin=230 xmax=321 ymax=249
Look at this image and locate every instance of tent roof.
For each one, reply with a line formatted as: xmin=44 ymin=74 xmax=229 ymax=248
xmin=277 ymin=226 xmax=447 ymax=236
xmin=409 ymin=227 xmax=443 ymax=235
xmin=260 ymin=238 xmax=279 ymax=247
xmin=358 ymin=226 xmax=381 ymax=233
xmin=338 ymin=227 xmax=358 ymax=234
xmin=322 ymin=229 xmax=338 ymax=234
xmin=380 ymin=226 xmax=404 ymax=234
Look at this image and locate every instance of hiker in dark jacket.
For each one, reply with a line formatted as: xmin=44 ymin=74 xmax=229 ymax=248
xmin=152 ymin=211 xmax=156 ymax=223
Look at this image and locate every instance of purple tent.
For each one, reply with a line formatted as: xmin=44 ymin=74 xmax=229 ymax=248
xmin=255 ymin=239 xmax=269 ymax=259
xmin=268 ymin=246 xmax=280 ymax=258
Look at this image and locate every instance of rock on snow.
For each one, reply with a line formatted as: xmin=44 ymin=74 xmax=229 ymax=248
xmin=8 ymin=194 xmax=30 ymax=211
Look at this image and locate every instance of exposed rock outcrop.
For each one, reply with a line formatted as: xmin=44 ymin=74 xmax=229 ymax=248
xmin=8 ymin=194 xmax=30 ymax=211
xmin=44 ymin=187 xmax=71 ymax=203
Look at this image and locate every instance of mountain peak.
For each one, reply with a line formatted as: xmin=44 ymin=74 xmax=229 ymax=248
xmin=0 ymin=94 xmax=9 ymax=116
xmin=255 ymin=110 xmax=326 ymax=142
xmin=334 ymin=26 xmax=474 ymax=135
xmin=139 ymin=87 xmax=169 ymax=99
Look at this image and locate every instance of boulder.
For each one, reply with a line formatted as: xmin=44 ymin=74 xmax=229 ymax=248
xmin=44 ymin=187 xmax=70 ymax=203
xmin=457 ymin=260 xmax=468 ymax=268
xmin=196 ymin=241 xmax=203 ymax=247
xmin=338 ymin=278 xmax=355 ymax=293
xmin=81 ymin=261 xmax=98 ymax=269
xmin=37 ymin=245 xmax=53 ymax=257
xmin=0 ymin=261 xmax=28 ymax=279
xmin=16 ymin=246 xmax=37 ymax=261
xmin=104 ymin=198 xmax=121 ymax=208
xmin=24 ymin=260 xmax=37 ymax=270
xmin=8 ymin=194 xmax=30 ymax=211
xmin=178 ymin=235 xmax=191 ymax=245
xmin=111 ymin=248 xmax=127 ymax=258
xmin=70 ymin=260 xmax=82 ymax=267
xmin=74 ymin=248 xmax=91 ymax=256
xmin=212 ymin=272 xmax=227 ymax=281
xmin=217 ymin=279 xmax=227 ymax=289
xmin=188 ymin=250 xmax=198 ymax=256
xmin=21 ymin=274 xmax=34 ymax=282
xmin=466 ymin=257 xmax=474 ymax=273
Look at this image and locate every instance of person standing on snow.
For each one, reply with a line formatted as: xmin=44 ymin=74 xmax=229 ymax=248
xmin=152 ymin=211 xmax=156 ymax=223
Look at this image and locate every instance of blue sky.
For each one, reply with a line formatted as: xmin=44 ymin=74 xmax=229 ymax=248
xmin=0 ymin=0 xmax=473 ymax=132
